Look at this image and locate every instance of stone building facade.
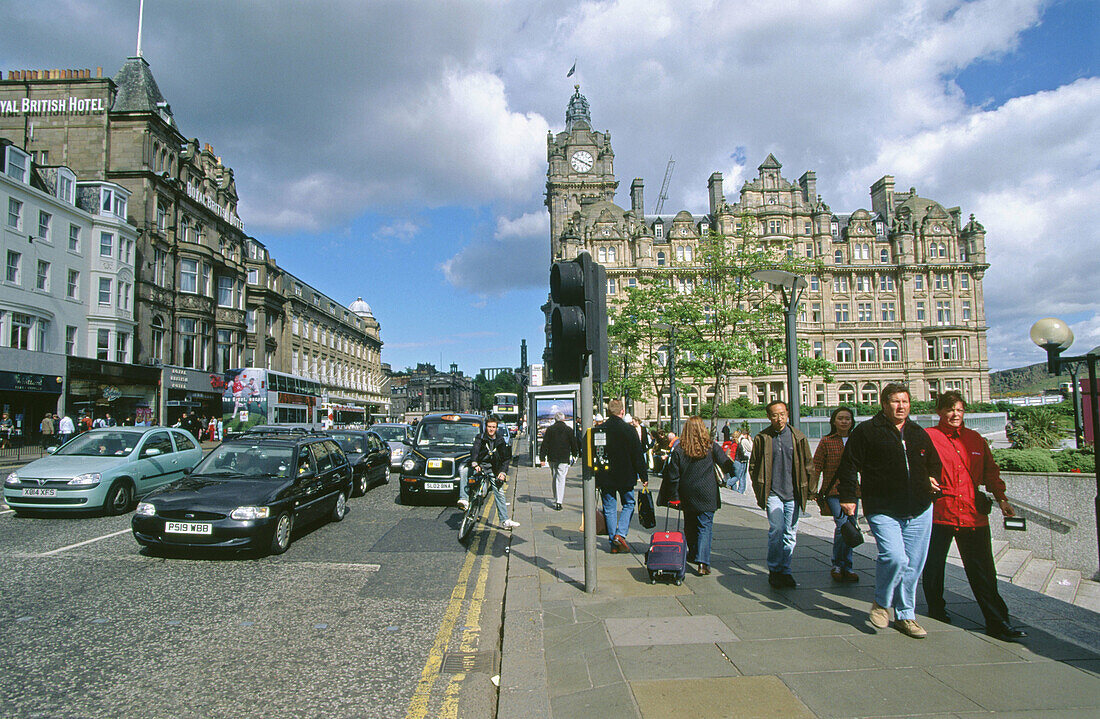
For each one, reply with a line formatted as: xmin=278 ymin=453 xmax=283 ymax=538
xmin=546 ymin=87 xmax=991 ymax=416
xmin=389 ymin=363 xmax=478 ymax=419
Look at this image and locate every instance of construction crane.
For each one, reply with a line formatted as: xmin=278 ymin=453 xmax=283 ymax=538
xmin=654 ymin=155 xmax=676 ymax=216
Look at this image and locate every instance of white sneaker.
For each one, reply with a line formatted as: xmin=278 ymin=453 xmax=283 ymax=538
xmin=502 ymin=519 xmax=520 ymax=529
xmin=457 ymin=499 xmax=469 ymax=510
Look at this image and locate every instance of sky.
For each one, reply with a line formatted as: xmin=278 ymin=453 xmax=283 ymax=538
xmin=2 ymin=0 xmax=1098 ymax=375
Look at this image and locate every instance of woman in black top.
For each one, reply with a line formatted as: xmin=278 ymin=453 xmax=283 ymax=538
xmin=658 ymin=416 xmax=735 ymax=575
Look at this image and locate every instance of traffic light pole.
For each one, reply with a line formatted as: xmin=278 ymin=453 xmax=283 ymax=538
xmin=580 ymin=354 xmax=597 ymax=593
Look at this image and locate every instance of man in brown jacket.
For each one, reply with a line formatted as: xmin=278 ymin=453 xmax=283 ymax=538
xmin=750 ymin=401 xmax=815 ymax=588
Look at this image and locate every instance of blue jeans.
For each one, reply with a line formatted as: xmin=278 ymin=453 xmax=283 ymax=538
xmin=866 ymin=506 xmax=933 ymax=621
xmin=826 ymin=496 xmax=859 ymax=571
xmin=601 ymin=488 xmax=635 ymax=542
xmin=728 ymin=461 xmax=747 ymax=492
xmin=766 ymin=494 xmax=800 ymax=574
xmin=685 ymin=510 xmax=714 ymax=565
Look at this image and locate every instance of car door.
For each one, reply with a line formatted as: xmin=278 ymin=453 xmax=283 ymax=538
xmin=134 ymin=431 xmax=176 ymax=495
xmin=292 ymin=445 xmax=320 ymax=524
xmin=367 ymin=433 xmax=388 ymax=485
xmin=303 ymin=442 xmax=334 ymax=522
xmin=170 ymin=430 xmax=203 ymax=474
xmin=323 ymin=440 xmax=351 ymax=499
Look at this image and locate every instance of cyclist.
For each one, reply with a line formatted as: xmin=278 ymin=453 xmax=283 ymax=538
xmin=460 ymin=414 xmax=519 ymax=529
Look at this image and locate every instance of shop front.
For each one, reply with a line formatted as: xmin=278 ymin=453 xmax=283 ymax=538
xmin=0 ymin=366 xmax=64 ymax=447
xmin=66 ymin=357 xmax=160 ymax=426
xmin=162 ymin=365 xmax=224 ymax=427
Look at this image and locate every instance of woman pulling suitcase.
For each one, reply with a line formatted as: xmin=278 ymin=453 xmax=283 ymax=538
xmin=657 ymin=416 xmax=737 ymax=575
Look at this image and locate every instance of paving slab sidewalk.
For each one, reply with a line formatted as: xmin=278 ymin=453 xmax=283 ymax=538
xmin=497 ymin=456 xmax=1100 ymax=719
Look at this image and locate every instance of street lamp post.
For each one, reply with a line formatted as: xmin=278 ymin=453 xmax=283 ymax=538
xmin=752 ymin=270 xmax=808 ymax=432
xmin=1030 ymin=317 xmax=1100 ymax=575
xmin=654 ymin=322 xmax=679 ymax=434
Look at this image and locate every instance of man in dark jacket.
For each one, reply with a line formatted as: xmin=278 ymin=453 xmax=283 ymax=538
xmin=539 ymin=412 xmax=579 ymax=511
xmin=465 ymin=415 xmax=518 ymax=529
xmin=838 ymin=383 xmax=942 ymax=639
xmin=749 ymin=401 xmax=815 ymax=588
xmin=595 ymin=399 xmax=647 ymax=553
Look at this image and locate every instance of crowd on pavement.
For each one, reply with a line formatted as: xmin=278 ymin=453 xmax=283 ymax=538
xmin=538 ymin=383 xmax=1028 ymax=642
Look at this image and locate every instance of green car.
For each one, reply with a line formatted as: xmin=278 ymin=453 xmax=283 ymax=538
xmin=3 ymin=428 xmax=204 ymax=515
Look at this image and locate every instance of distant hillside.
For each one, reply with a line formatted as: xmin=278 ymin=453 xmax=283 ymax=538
xmin=990 ymin=362 xmax=1064 ymax=397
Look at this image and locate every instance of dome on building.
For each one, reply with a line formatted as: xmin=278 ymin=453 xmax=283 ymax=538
xmin=850 ymin=208 xmax=872 ymax=220
xmin=566 ymin=85 xmax=591 ymax=130
xmin=349 ymin=297 xmax=373 ymax=317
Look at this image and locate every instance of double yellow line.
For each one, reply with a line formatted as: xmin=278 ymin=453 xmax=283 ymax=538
xmin=404 ymin=494 xmax=496 ymax=719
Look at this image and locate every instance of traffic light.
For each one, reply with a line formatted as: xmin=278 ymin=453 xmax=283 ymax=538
xmin=547 ymin=252 xmax=607 ymax=383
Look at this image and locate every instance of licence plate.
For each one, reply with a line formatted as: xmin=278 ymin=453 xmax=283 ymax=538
xmin=164 ymin=521 xmax=213 ymax=535
xmin=22 ymin=488 xmax=56 ymax=497
xmin=423 ymin=482 xmax=452 ymax=490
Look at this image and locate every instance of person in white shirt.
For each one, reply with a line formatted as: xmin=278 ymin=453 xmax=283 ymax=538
xmin=58 ymin=415 xmax=75 ymax=445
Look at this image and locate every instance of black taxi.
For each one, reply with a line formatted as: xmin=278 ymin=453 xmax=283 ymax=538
xmin=398 ymin=413 xmax=484 ymax=505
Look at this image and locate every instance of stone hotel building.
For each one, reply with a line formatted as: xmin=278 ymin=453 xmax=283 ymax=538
xmin=547 ymin=87 xmax=990 ymax=417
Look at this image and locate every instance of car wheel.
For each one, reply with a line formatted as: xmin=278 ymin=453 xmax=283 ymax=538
xmin=269 ymin=512 xmax=292 ymax=555
xmin=356 ymin=473 xmax=368 ymax=497
xmin=331 ymin=491 xmax=347 ymax=522
xmin=103 ymin=480 xmax=133 ymax=516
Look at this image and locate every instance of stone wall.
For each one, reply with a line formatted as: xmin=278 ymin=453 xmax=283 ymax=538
xmin=996 ymin=471 xmax=1099 ymax=578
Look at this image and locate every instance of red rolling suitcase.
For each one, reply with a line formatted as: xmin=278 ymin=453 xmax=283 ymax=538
xmin=646 ymin=504 xmax=687 ymax=585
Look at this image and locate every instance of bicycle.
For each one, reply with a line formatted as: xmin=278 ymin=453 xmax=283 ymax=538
xmin=458 ymin=465 xmax=495 ymax=541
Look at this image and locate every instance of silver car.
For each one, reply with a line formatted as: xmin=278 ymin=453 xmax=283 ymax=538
xmin=3 ymin=427 xmax=204 ymax=515
xmin=368 ymin=423 xmax=412 ymax=470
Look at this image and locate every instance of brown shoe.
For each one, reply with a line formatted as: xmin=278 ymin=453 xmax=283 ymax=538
xmin=831 ymin=568 xmax=844 ymax=582
xmin=615 ymin=535 xmax=630 ymax=553
xmin=698 ymin=563 xmax=711 ymax=575
xmin=894 ymin=619 xmax=928 ymax=638
xmin=840 ymin=570 xmax=860 ymax=583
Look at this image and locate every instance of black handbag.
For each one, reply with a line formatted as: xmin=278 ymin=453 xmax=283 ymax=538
xmin=973 ymin=490 xmax=994 ymax=515
xmin=840 ymin=516 xmax=864 ymax=548
xmin=638 ymin=487 xmax=656 ymax=529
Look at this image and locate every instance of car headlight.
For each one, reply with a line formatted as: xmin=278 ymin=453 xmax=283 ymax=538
xmin=135 ymin=502 xmax=156 ymax=517
xmin=68 ymin=473 xmax=101 ymax=486
xmin=401 ymin=458 xmax=416 ymax=472
xmin=230 ymin=506 xmax=270 ymax=521
xmin=4 ymin=472 xmax=18 ymax=486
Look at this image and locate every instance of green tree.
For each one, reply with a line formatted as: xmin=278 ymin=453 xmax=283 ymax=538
xmin=473 ymin=371 xmax=520 ymax=412
xmin=1008 ymin=405 xmax=1067 ymax=449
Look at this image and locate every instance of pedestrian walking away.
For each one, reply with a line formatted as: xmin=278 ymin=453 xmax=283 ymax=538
xmin=838 ymin=383 xmax=942 ymax=639
xmin=539 ymin=412 xmax=579 ymax=511
xmin=750 ymin=401 xmax=815 ymax=588
xmin=57 ymin=414 xmax=75 ymax=446
xmin=923 ymin=391 xmax=1027 ymax=641
xmin=463 ymin=414 xmax=519 ymax=529
xmin=39 ymin=413 xmax=55 ymax=447
xmin=594 ymin=399 xmax=648 ymax=553
xmin=657 ymin=416 xmax=735 ymax=575
xmin=812 ymin=406 xmax=860 ymax=583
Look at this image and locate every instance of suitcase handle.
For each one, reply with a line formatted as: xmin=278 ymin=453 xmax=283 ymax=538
xmin=664 ymin=503 xmax=682 ymax=532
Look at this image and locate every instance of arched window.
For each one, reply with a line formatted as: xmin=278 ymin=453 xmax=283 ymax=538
xmin=657 ymin=251 xmax=666 ymax=267
xmin=684 ymin=245 xmax=693 ymax=262
xmin=859 ymin=341 xmax=876 ymax=362
xmin=838 ymin=383 xmax=856 ymax=403
xmin=834 ymin=249 xmax=844 ymax=264
xmin=880 ymin=247 xmax=890 ymax=263
xmin=882 ymin=340 xmax=900 ymax=362
xmin=597 ymin=247 xmax=607 ymax=262
xmin=861 ymin=383 xmax=879 ymax=404
xmin=608 ymin=246 xmax=617 ymax=263
xmin=836 ymin=341 xmax=853 ymax=363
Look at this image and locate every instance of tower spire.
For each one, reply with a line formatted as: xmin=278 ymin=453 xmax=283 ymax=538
xmin=136 ymin=0 xmax=145 ymax=57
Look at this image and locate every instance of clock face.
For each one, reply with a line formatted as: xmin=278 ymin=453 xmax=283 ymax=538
xmin=570 ymin=150 xmax=594 ymax=173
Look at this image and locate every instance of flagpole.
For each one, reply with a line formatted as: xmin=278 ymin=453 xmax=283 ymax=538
xmin=136 ymin=0 xmax=145 ymax=57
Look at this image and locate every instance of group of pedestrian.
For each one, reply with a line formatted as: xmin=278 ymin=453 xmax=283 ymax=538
xmin=172 ymin=412 xmax=221 ymax=442
xmin=558 ymin=384 xmax=1026 ymax=642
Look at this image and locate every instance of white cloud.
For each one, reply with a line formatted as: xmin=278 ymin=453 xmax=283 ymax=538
xmin=372 ymin=219 xmax=422 ymax=245
xmin=442 ymin=211 xmax=549 ymax=295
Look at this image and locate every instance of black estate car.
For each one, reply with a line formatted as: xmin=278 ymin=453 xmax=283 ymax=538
xmin=131 ymin=433 xmax=354 ymax=555
xmin=398 ymin=413 xmax=484 ymax=505
xmin=326 ymin=429 xmax=390 ymax=496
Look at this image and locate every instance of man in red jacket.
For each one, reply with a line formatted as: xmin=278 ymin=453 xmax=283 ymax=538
xmin=923 ymin=390 xmax=1026 ymax=641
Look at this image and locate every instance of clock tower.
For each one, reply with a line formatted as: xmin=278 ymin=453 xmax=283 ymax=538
xmin=545 ymin=85 xmax=618 ymax=260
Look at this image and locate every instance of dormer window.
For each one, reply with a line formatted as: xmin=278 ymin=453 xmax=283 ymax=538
xmin=655 ymin=223 xmax=663 ymax=239
xmin=56 ymin=170 xmax=75 ymax=204
xmin=875 ymin=221 xmax=885 ymax=236
xmin=4 ymin=146 xmax=29 ymax=183
xmin=831 ymin=221 xmax=839 ymax=236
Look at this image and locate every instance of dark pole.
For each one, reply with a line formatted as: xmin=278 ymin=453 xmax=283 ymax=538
xmin=782 ymin=286 xmax=802 ymax=432
xmin=669 ymin=327 xmax=679 ymax=434
xmin=1069 ymin=363 xmax=1083 ymax=449
xmin=1086 ymin=355 xmax=1100 ymax=577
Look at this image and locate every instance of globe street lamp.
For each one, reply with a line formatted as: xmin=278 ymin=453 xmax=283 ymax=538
xmin=752 ymin=269 xmax=808 ymax=432
xmin=1030 ymin=317 xmax=1100 ymax=574
xmin=654 ymin=322 xmax=679 ymax=434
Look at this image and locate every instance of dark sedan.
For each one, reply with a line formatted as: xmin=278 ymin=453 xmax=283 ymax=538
xmin=131 ymin=435 xmax=353 ymax=555
xmin=326 ymin=430 xmax=390 ymax=496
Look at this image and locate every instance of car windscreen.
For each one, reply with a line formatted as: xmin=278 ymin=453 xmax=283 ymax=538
xmin=193 ymin=444 xmax=295 ymax=478
xmin=327 ymin=433 xmax=366 ymax=454
xmin=371 ymin=426 xmax=407 ymax=442
xmin=413 ymin=421 xmax=481 ymax=450
xmin=53 ymin=432 xmax=139 ymax=457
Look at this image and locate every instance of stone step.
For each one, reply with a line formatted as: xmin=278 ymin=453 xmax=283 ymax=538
xmin=1012 ymin=556 xmax=1055 ymax=593
xmin=1044 ymin=568 xmax=1082 ymax=603
xmin=991 ymin=538 xmax=1009 ymax=560
xmin=996 ymin=548 xmax=1032 ymax=579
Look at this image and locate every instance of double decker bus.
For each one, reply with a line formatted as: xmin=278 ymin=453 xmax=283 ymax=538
xmin=220 ymin=369 xmax=323 ymax=436
xmin=492 ymin=392 xmax=520 ymax=434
